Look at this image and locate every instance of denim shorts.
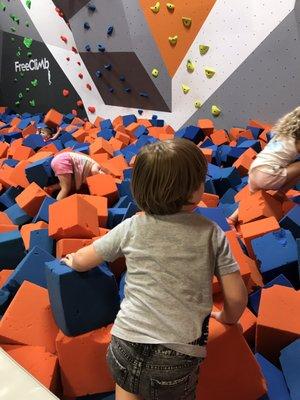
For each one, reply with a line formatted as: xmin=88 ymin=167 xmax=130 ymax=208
xmin=107 ymin=336 xmax=203 ymax=400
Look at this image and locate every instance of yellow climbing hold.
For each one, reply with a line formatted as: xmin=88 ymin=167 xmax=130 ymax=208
xmin=152 ymin=68 xmax=159 ymax=78
xmin=181 ymin=84 xmax=190 ymax=94
xmin=169 ymin=35 xmax=178 ymax=46
xmin=166 ymin=3 xmax=175 ymax=11
xmin=211 ymin=105 xmax=221 ymax=117
xmin=186 ymin=59 xmax=195 ymax=73
xmin=199 ymin=45 xmax=209 ymax=55
xmin=182 ymin=17 xmax=192 ymax=28
xmin=150 ymin=2 xmax=160 ymax=13
xmin=194 ymin=100 xmax=202 ymax=109
xmin=205 ymin=67 xmax=215 ymax=79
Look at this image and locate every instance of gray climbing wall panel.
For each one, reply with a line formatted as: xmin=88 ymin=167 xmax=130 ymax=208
xmin=182 ymin=7 xmax=300 ymax=130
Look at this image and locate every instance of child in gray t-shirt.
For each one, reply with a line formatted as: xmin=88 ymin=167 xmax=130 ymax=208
xmin=62 ymin=138 xmax=248 ymax=400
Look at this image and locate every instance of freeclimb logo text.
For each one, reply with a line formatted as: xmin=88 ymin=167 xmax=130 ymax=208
xmin=15 ymin=58 xmax=50 ymax=72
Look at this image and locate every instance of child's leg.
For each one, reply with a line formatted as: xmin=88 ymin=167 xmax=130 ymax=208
xmin=56 ymin=174 xmax=72 ymax=200
xmin=279 ymin=161 xmax=300 ymax=193
xmin=115 ymin=384 xmax=142 ymax=400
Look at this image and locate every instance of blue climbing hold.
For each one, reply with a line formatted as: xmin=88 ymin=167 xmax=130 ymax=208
xmin=119 ymin=75 xmax=125 ymax=82
xmin=84 ymin=22 xmax=90 ymax=30
xmin=124 ymin=88 xmax=131 ymax=93
xmin=138 ymin=109 xmax=144 ymax=115
xmin=104 ymin=64 xmax=112 ymax=70
xmin=108 ymin=87 xmax=114 ymax=93
xmin=87 ymin=3 xmax=96 ymax=12
xmin=107 ymin=26 xmax=114 ymax=36
xmin=85 ymin=44 xmax=91 ymax=52
xmin=140 ymin=92 xmax=149 ymax=98
xmin=98 ymin=44 xmax=106 ymax=53
xmin=95 ymin=70 xmax=102 ymax=78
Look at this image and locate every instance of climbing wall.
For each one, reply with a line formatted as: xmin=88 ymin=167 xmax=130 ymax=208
xmin=0 ymin=0 xmax=298 ymax=129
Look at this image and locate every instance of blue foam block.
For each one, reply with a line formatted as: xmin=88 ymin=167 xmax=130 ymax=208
xmin=251 ymin=229 xmax=299 ymax=285
xmin=23 ymin=133 xmax=45 ymax=150
xmin=29 ymin=229 xmax=54 ymax=254
xmin=237 ymin=139 xmax=261 ymax=153
xmin=220 ymin=188 xmax=237 ymax=204
xmin=175 ymin=126 xmax=204 ymax=144
xmin=17 ymin=117 xmax=32 ymax=130
xmin=123 ymin=168 xmax=132 ymax=180
xmin=204 ymin=177 xmax=217 ymax=195
xmin=3 ymin=159 xmax=19 ymax=167
xmin=32 ymin=196 xmax=57 ymax=223
xmin=134 ymin=125 xmax=148 ymax=138
xmin=74 ymin=144 xmax=89 ymax=154
xmin=6 ymin=246 xmax=55 ymax=288
xmin=108 ymin=208 xmax=127 ymax=228
xmin=246 ymin=126 xmax=263 ymax=140
xmin=123 ymin=114 xmax=137 ymax=127
xmin=200 ymin=138 xmax=214 ymax=148
xmin=150 ymin=118 xmax=164 ymax=127
xmin=45 ymin=260 xmax=120 ymax=336
xmin=280 ymin=206 xmax=300 ymax=239
xmin=214 ymin=145 xmax=232 ymax=166
xmin=98 ymin=128 xmax=114 ymax=141
xmin=0 ymin=279 xmax=20 ymax=315
xmin=100 ymin=119 xmax=113 ymax=130
xmin=0 ymin=186 xmax=23 ymax=208
xmin=0 ymin=230 xmax=25 ymax=268
xmin=59 ymin=132 xmax=74 ymax=145
xmin=255 ymin=353 xmax=291 ymax=400
xmin=113 ymin=196 xmax=131 ymax=208
xmin=25 ymin=156 xmax=56 ymax=188
xmin=49 ymin=139 xmax=63 ymax=151
xmin=210 ymin=167 xmax=242 ymax=197
xmin=195 ymin=207 xmax=230 ymax=231
xmin=280 ymin=339 xmax=300 ymax=400
xmin=4 ymin=132 xmax=22 ymax=143
xmin=117 ymin=180 xmax=133 ymax=200
xmin=122 ymin=202 xmax=139 ymax=221
xmin=4 ymin=203 xmax=32 ymax=225
xmin=218 ymin=202 xmax=238 ymax=218
xmin=248 ymin=274 xmax=293 ymax=315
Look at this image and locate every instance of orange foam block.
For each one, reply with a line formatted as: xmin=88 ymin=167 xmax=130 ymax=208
xmin=238 ymin=190 xmax=283 ymax=224
xmin=115 ymin=131 xmax=130 ymax=145
xmin=21 ymin=122 xmax=37 ymax=138
xmin=0 ymin=168 xmax=16 ymax=189
xmin=0 ymin=142 xmax=9 ymax=158
xmin=196 ymin=318 xmax=266 ymax=399
xmin=201 ymin=193 xmax=219 ymax=208
xmin=200 ymin=148 xmax=213 ymax=163
xmin=256 ymin=285 xmax=300 ymax=364
xmin=0 ymin=281 xmax=58 ymax=354
xmin=9 ymin=159 xmax=31 ymax=188
xmin=0 ymin=224 xmax=19 ymax=234
xmin=0 ymin=211 xmax=14 ymax=225
xmin=56 ymin=325 xmax=114 ymax=397
xmin=210 ymin=129 xmax=230 ymax=145
xmin=109 ymin=137 xmax=125 ymax=152
xmin=86 ymin=174 xmax=118 ymax=206
xmin=1 ymin=344 xmax=59 ymax=393
xmin=240 ymin=217 xmax=280 ymax=258
xmin=90 ymin=153 xmax=110 ymax=166
xmin=20 ymin=221 xmax=48 ymax=250
xmin=0 ymin=269 xmax=13 ymax=287
xmin=233 ymin=147 xmax=257 ymax=176
xmin=197 ymin=119 xmax=214 ymax=136
xmin=79 ymin=194 xmax=108 ymax=227
xmin=44 ymin=108 xmax=63 ymax=128
xmin=89 ymin=137 xmax=114 ymax=157
xmin=101 ymin=155 xmax=129 ymax=178
xmin=15 ymin=182 xmax=49 ymax=217
xmin=49 ymin=194 xmax=99 ymax=240
xmin=12 ymin=145 xmax=35 ymax=161
xmin=56 ymin=238 xmax=92 ymax=258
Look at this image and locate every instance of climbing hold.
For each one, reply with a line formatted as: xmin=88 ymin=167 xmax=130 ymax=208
xmin=29 ymin=99 xmax=36 ymax=107
xmin=194 ymin=100 xmax=202 ymax=109
xmin=119 ymin=75 xmax=125 ymax=82
xmin=18 ymin=93 xmax=23 ymax=99
xmin=11 ymin=27 xmax=16 ymax=33
xmin=181 ymin=84 xmax=190 ymax=94
xmin=20 ymin=72 xmax=24 ymax=77
xmin=150 ymin=2 xmax=160 ymax=13
xmin=124 ymin=88 xmax=131 ymax=93
xmin=182 ymin=17 xmax=192 ymax=28
xmin=25 ymin=21 xmax=30 ymax=27
xmin=66 ymin=57 xmax=70 ymax=62
xmin=205 ymin=67 xmax=215 ymax=79
xmin=84 ymin=22 xmax=90 ymax=30
xmin=77 ymin=100 xmax=83 ymax=108
xmin=104 ymin=64 xmax=112 ymax=71
xmin=78 ymin=73 xmax=83 ymax=79
xmin=199 ymin=44 xmax=209 ymax=55
xmin=87 ymin=4 xmax=96 ymax=12
xmin=23 ymin=37 xmax=33 ymax=48
xmin=211 ymin=105 xmax=221 ymax=117
xmin=14 ymin=78 xmax=18 ymax=83
xmin=108 ymin=87 xmax=114 ymax=93
xmin=169 ymin=35 xmax=178 ymax=46
xmin=152 ymin=68 xmax=159 ymax=78
xmin=11 ymin=37 xmax=15 ymax=42
xmin=0 ymin=2 xmax=6 ymax=11
xmin=107 ymin=26 xmax=114 ymax=36
xmin=186 ymin=59 xmax=195 ymax=73
xmin=16 ymin=51 xmax=21 ymax=57
xmin=15 ymin=101 xmax=20 ymax=107
xmin=86 ymin=84 xmax=92 ymax=91
xmin=27 ymin=51 xmax=32 ymax=57
xmin=62 ymin=89 xmax=69 ymax=97
xmin=71 ymin=47 xmax=78 ymax=54
xmin=166 ymin=3 xmax=175 ymax=11
xmin=88 ymin=106 xmax=96 ymax=113
xmin=77 ymin=61 xmax=81 ymax=66
xmin=60 ymin=35 xmax=68 ymax=43
xmin=140 ymin=92 xmax=149 ymax=98
xmin=26 ymin=87 xmax=30 ymax=92
xmin=31 ymin=79 xmax=38 ymax=87
xmin=85 ymin=44 xmax=91 ymax=52
xmin=138 ymin=109 xmax=143 ymax=115
xmin=95 ymin=70 xmax=102 ymax=78
xmin=25 ymin=0 xmax=31 ymax=9
xmin=10 ymin=14 xmax=20 ymax=24
xmin=98 ymin=44 xmax=105 ymax=53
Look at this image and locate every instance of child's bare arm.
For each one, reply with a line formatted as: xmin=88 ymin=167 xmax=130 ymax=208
xmin=61 ymin=244 xmax=104 ymax=272
xmin=212 ymin=271 xmax=248 ymax=324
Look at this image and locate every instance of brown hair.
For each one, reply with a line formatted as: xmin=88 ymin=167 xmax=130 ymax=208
xmin=131 ymin=138 xmax=207 ymax=215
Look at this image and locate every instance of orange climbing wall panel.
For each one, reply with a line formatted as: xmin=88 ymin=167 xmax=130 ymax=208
xmin=139 ymin=0 xmax=217 ymax=76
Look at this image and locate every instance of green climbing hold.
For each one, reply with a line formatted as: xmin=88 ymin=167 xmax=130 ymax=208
xmin=25 ymin=21 xmax=30 ymax=27
xmin=27 ymin=51 xmax=32 ymax=57
xmin=23 ymin=37 xmax=33 ymax=48
xmin=10 ymin=14 xmax=20 ymax=24
xmin=26 ymin=0 xmax=31 ymax=9
xmin=16 ymin=51 xmax=21 ymax=57
xmin=29 ymin=99 xmax=36 ymax=107
xmin=0 ymin=2 xmax=6 ymax=11
xmin=11 ymin=27 xmax=16 ymax=32
xmin=31 ymin=79 xmax=38 ymax=87
xmin=11 ymin=37 xmax=15 ymax=42
xmin=26 ymin=87 xmax=30 ymax=92
xmin=20 ymin=72 xmax=24 ymax=77
xmin=18 ymin=93 xmax=23 ymax=99
xmin=15 ymin=101 xmax=20 ymax=107
xmin=14 ymin=78 xmax=18 ymax=83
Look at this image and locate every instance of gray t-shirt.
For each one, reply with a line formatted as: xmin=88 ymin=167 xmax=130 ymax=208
xmin=93 ymin=212 xmax=239 ymax=358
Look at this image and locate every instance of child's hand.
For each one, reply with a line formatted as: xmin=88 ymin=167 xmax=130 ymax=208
xmin=211 ymin=310 xmax=234 ymax=325
xmin=61 ymin=253 xmax=75 ymax=268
